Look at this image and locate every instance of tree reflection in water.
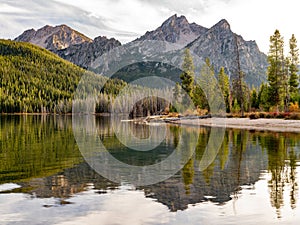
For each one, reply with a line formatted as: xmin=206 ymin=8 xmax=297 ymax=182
xmin=258 ymin=132 xmax=299 ymax=218
xmin=0 ymin=115 xmax=300 ymax=214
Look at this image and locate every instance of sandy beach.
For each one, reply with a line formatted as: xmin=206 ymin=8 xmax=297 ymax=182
xmin=169 ymin=117 xmax=300 ymax=133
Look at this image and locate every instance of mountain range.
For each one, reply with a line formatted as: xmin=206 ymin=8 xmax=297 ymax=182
xmin=15 ymin=14 xmax=268 ymax=87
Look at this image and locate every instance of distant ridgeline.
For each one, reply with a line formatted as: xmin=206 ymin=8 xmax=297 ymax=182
xmin=0 ymin=40 xmax=170 ymax=115
xmin=15 ymin=15 xmax=268 ymax=87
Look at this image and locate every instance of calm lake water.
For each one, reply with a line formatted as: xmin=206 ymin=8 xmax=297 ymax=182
xmin=1 ymin=115 xmax=300 ymax=225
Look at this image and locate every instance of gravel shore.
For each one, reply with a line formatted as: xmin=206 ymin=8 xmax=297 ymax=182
xmin=170 ymin=117 xmax=300 ymax=133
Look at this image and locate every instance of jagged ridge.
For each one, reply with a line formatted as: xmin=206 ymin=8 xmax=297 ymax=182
xmin=187 ymin=19 xmax=267 ymax=86
xmin=135 ymin=14 xmax=208 ymax=47
xmin=56 ymin=36 xmax=121 ymax=69
xmin=15 ymin=24 xmax=92 ymax=51
xmin=14 ymin=15 xmax=268 ymax=86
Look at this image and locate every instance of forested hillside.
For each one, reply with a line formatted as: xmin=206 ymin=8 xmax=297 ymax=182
xmin=0 ymin=39 xmax=83 ymax=113
xmin=0 ymin=40 xmax=126 ymax=113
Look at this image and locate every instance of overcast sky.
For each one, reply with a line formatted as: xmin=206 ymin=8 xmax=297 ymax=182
xmin=0 ymin=0 xmax=299 ymax=53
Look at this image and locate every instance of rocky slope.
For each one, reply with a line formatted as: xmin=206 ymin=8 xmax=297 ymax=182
xmin=15 ymin=25 xmax=121 ymax=69
xmin=187 ymin=19 xmax=267 ymax=86
xmin=14 ymin=15 xmax=268 ymax=86
xmin=135 ymin=14 xmax=208 ymax=47
xmin=56 ymin=36 xmax=121 ymax=69
xmin=114 ymin=16 xmax=267 ymax=86
xmin=15 ymin=24 xmax=92 ymax=51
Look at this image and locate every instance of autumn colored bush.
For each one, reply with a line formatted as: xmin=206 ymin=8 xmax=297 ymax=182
xmin=289 ymin=102 xmax=299 ymax=112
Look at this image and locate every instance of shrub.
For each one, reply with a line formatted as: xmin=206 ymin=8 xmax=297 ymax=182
xmin=275 ymin=112 xmax=285 ymax=119
xmin=249 ymin=113 xmax=259 ymax=120
xmin=285 ymin=113 xmax=300 ymax=120
xmin=265 ymin=113 xmax=272 ymax=118
xmin=226 ymin=113 xmax=234 ymax=118
xmin=259 ymin=112 xmax=267 ymax=118
xmin=197 ymin=108 xmax=208 ymax=116
xmin=289 ymin=102 xmax=299 ymax=112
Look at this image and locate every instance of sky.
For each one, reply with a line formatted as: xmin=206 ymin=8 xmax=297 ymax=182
xmin=0 ymin=0 xmax=299 ymax=54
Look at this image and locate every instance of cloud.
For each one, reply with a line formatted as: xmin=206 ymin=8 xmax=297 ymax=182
xmin=50 ymin=0 xmax=234 ymax=43
xmin=1 ymin=0 xmax=299 ymax=53
xmin=0 ymin=0 xmax=138 ymax=42
xmin=0 ymin=3 xmax=28 ymax=13
xmin=0 ymin=0 xmax=256 ymax=44
xmin=53 ymin=0 xmax=168 ymax=39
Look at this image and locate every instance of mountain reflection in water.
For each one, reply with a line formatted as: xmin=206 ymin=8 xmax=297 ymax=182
xmin=1 ymin=115 xmax=300 ymax=223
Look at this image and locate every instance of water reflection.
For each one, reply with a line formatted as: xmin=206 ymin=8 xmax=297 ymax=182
xmin=1 ymin=115 xmax=300 ymax=223
xmin=15 ymin=162 xmax=118 ymax=206
xmin=141 ymin=129 xmax=267 ymax=211
xmin=258 ymin=132 xmax=300 ymax=217
xmin=0 ymin=115 xmax=82 ymax=183
xmin=72 ymin=115 xmax=200 ymax=185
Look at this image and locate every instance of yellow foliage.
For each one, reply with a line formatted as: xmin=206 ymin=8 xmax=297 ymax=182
xmin=197 ymin=108 xmax=208 ymax=116
xmin=289 ymin=102 xmax=299 ymax=112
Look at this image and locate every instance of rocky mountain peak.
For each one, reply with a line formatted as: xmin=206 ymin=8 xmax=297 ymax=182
xmin=94 ymin=36 xmax=111 ymax=43
xmin=55 ymin=35 xmax=121 ymax=69
xmin=15 ymin=24 xmax=92 ymax=51
xmin=161 ymin=14 xmax=189 ymax=28
xmin=211 ymin=19 xmax=231 ymax=31
xmin=188 ymin=19 xmax=267 ymax=86
xmin=15 ymin=24 xmax=121 ymax=70
xmin=135 ymin=14 xmax=207 ymax=46
xmin=15 ymin=28 xmax=36 ymax=42
xmin=14 ymin=16 xmax=267 ymax=87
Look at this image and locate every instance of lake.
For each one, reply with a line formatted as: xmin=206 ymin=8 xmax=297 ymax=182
xmin=1 ymin=115 xmax=300 ymax=225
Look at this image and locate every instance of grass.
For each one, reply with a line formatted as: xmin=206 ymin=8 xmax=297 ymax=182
xmin=247 ymin=112 xmax=300 ymax=120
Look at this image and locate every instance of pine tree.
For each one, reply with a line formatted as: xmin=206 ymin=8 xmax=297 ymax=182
xmin=283 ymin=57 xmax=290 ymax=111
xmin=180 ymin=48 xmax=195 ymax=96
xmin=171 ymin=82 xmax=182 ymax=112
xmin=198 ymin=58 xmax=217 ymax=111
xmin=192 ymin=84 xmax=208 ymax=110
xmin=258 ymin=83 xmax=270 ymax=111
xmin=232 ymin=35 xmax=245 ymax=116
xmin=217 ymin=67 xmax=230 ymax=112
xmin=250 ymin=87 xmax=260 ymax=110
xmin=180 ymin=48 xmax=195 ymax=105
xmin=267 ymin=29 xmax=285 ymax=111
xmin=288 ymin=34 xmax=299 ymax=102
xmin=173 ymin=82 xmax=181 ymax=102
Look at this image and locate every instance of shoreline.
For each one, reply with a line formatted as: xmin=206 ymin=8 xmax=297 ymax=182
xmin=2 ymin=113 xmax=300 ymax=133
xmin=0 ymin=113 xmax=112 ymax=116
xmin=168 ymin=117 xmax=300 ymax=133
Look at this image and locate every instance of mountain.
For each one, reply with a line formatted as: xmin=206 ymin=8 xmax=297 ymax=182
xmin=15 ymin=24 xmax=121 ymax=69
xmin=187 ymin=19 xmax=267 ymax=86
xmin=107 ymin=14 xmax=208 ymax=83
xmin=15 ymin=24 xmax=92 ymax=51
xmin=56 ymin=36 xmax=121 ymax=69
xmin=135 ymin=14 xmax=208 ymax=47
xmin=113 ymin=16 xmax=267 ymax=86
xmin=14 ymin=16 xmax=268 ymax=87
